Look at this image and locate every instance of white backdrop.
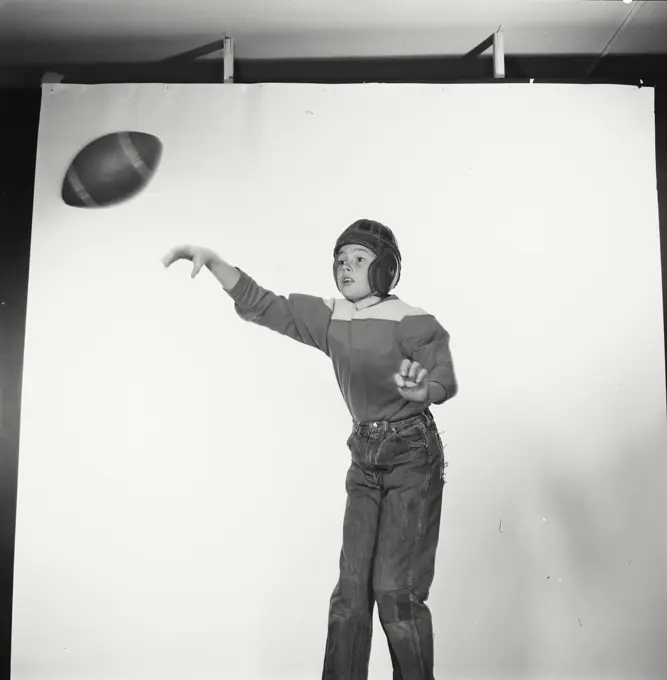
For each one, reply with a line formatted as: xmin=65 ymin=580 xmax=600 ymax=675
xmin=12 ymin=82 xmax=666 ymax=680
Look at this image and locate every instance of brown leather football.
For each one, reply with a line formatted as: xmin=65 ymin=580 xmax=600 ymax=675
xmin=62 ymin=131 xmax=162 ymax=208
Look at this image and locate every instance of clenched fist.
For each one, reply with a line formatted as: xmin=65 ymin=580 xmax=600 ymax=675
xmin=394 ymin=359 xmax=430 ymax=403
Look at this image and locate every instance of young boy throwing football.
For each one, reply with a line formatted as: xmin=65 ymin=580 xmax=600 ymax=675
xmin=162 ymin=219 xmax=458 ymax=680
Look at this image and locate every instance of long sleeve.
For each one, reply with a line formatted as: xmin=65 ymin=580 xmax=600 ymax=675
xmin=224 ymin=267 xmax=334 ymax=355
xmin=395 ymin=315 xmax=457 ymax=404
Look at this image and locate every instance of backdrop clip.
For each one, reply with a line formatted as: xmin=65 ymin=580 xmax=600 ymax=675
xmin=223 ymin=36 xmax=235 ymax=83
xmin=493 ymin=26 xmax=505 ymax=79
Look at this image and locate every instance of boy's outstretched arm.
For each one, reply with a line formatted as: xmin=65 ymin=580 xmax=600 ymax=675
xmin=161 ymin=243 xmax=332 ymax=355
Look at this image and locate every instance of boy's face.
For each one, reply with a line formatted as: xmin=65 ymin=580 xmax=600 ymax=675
xmin=336 ymin=244 xmax=378 ymax=302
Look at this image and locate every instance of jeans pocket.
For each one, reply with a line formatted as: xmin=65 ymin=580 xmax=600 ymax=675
xmin=391 ymin=422 xmax=428 ymax=450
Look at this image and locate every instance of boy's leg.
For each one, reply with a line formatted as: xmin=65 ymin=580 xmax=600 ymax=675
xmin=373 ymin=424 xmax=445 ymax=680
xmin=322 ymin=460 xmax=382 ymax=680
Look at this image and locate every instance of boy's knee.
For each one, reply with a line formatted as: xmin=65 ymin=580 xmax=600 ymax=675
xmin=375 ymin=588 xmax=416 ymax=623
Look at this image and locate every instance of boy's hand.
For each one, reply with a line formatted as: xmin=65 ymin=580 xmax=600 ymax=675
xmin=161 ymin=245 xmax=215 ymax=279
xmin=394 ymin=359 xmax=430 ymax=403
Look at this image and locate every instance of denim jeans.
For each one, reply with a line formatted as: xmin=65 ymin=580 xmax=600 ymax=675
xmin=322 ymin=409 xmax=447 ymax=680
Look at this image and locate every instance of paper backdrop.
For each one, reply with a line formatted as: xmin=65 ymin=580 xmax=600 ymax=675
xmin=12 ymin=82 xmax=666 ymax=680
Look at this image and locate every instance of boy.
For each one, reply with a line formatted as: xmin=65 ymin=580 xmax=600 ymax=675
xmin=161 ymin=219 xmax=457 ymax=680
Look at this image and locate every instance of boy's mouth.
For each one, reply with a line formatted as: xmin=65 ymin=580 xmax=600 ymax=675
xmin=342 ymin=277 xmax=354 ymax=287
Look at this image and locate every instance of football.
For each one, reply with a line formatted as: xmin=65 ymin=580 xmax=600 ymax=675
xmin=62 ymin=131 xmax=163 ymax=208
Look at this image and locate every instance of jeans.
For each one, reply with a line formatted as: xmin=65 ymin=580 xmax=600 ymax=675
xmin=322 ymin=408 xmax=448 ymax=680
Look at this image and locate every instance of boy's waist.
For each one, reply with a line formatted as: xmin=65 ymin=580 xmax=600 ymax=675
xmin=352 ymin=408 xmax=435 ymax=434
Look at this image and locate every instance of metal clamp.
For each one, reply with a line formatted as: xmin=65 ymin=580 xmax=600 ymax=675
xmin=463 ymin=25 xmax=506 ymax=80
xmin=493 ymin=26 xmax=505 ymax=79
xmin=223 ymin=36 xmax=235 ymax=83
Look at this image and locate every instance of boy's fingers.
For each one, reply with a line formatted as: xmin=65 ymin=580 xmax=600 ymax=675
xmin=395 ymin=373 xmax=420 ymax=389
xmin=161 ymin=248 xmax=181 ymax=267
xmin=395 ymin=363 xmax=428 ymax=393
xmin=191 ymin=255 xmax=205 ymax=278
